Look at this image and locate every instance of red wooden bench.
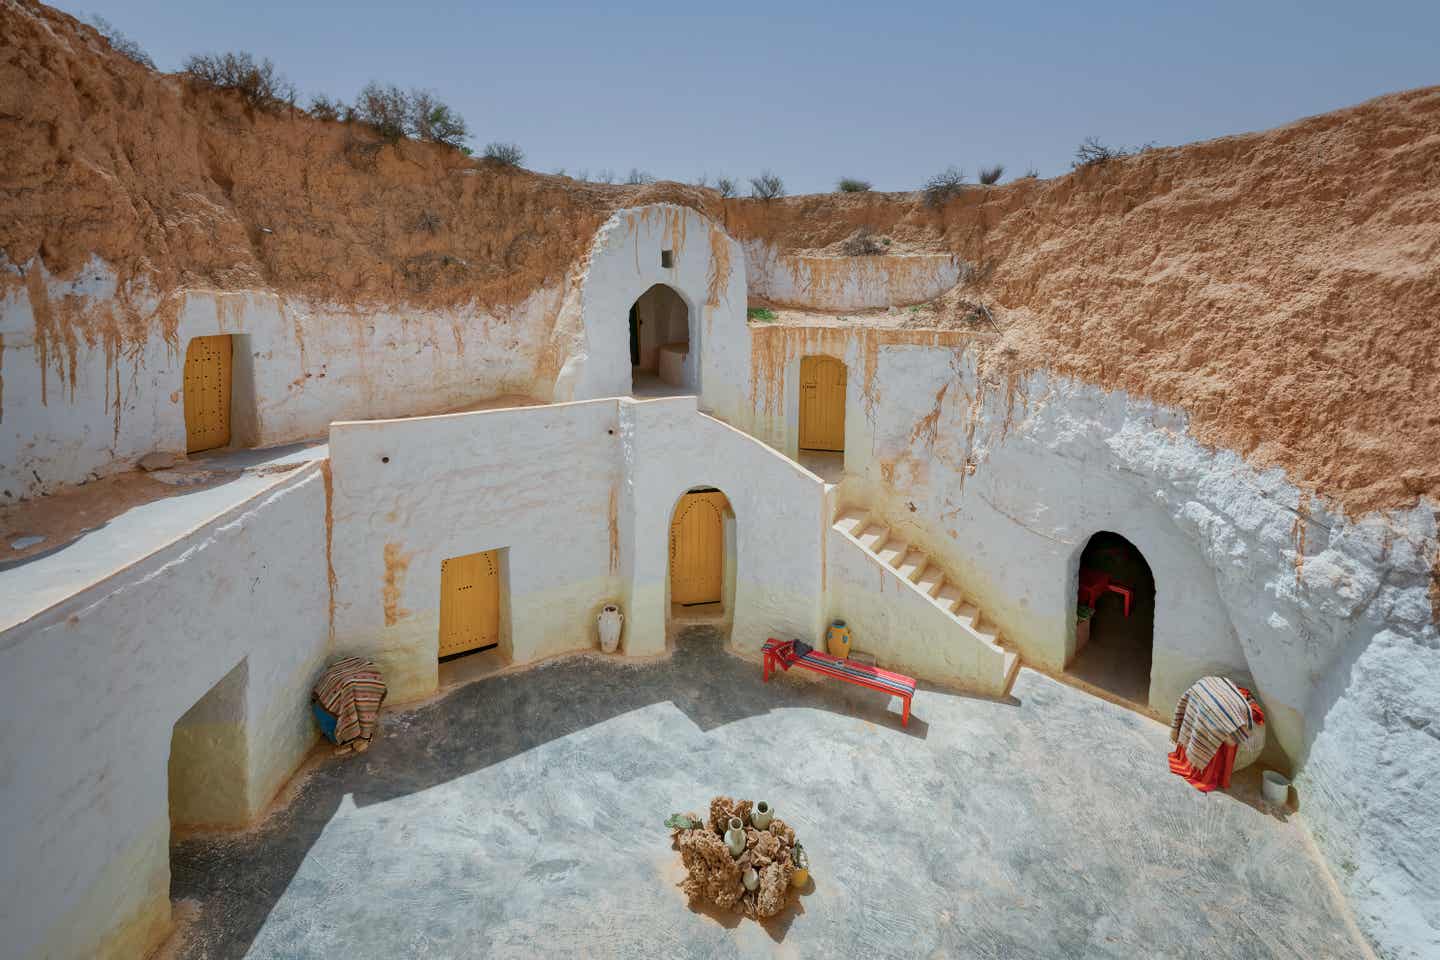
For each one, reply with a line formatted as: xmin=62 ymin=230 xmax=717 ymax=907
xmin=762 ymin=638 xmax=917 ymax=726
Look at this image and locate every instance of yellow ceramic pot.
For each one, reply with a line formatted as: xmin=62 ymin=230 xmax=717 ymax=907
xmin=826 ymin=619 xmax=852 ymax=659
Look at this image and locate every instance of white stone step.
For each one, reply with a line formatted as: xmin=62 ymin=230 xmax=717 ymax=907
xmin=894 ymin=550 xmax=926 ymax=581
xmin=856 ymin=523 xmax=889 ymax=552
xmin=935 ymin=583 xmax=964 ymax=615
xmin=913 ymin=565 xmax=945 ymax=597
xmin=833 ymin=508 xmax=868 ymax=536
xmin=875 ymin=538 xmax=907 ymax=567
xmin=953 ymin=602 xmax=983 ymax=629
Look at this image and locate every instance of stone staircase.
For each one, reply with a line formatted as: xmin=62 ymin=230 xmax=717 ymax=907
xmin=833 ymin=506 xmax=1021 ymax=697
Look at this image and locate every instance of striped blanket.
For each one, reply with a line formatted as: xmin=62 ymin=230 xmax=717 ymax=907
xmin=1169 ymin=676 xmax=1258 ymax=773
xmin=313 ymin=657 xmax=387 ymax=745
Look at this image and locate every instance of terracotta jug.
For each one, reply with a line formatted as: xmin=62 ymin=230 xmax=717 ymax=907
xmin=826 ymin=619 xmax=852 ymax=659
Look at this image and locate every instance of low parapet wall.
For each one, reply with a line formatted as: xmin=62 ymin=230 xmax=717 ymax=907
xmin=743 ymin=240 xmax=960 ymax=310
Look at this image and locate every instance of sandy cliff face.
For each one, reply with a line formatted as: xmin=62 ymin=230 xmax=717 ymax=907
xmin=0 ymin=0 xmax=716 ymax=313
xmin=723 ymin=88 xmax=1440 ymax=517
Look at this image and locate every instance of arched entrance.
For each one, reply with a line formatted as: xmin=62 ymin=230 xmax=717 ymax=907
xmin=629 ymin=283 xmax=694 ymax=395
xmin=668 ymin=488 xmax=733 ymax=621
xmin=1068 ymin=531 xmax=1156 ymax=706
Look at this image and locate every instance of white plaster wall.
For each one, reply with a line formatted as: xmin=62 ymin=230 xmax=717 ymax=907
xmin=557 ymin=205 xmax=750 ymax=418
xmin=328 ymin=399 xmax=625 ymax=702
xmin=0 ymin=465 xmax=330 ymax=960
xmin=742 ymin=239 xmax=961 ymax=310
xmin=840 ymin=340 xmax=1439 ymax=960
xmin=0 ymin=259 xmax=570 ymax=500
xmin=622 ymin=397 xmax=826 ymax=658
xmin=327 ymin=396 xmax=827 ymax=702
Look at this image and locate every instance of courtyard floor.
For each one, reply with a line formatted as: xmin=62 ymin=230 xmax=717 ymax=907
xmin=169 ymin=628 xmax=1365 ymax=959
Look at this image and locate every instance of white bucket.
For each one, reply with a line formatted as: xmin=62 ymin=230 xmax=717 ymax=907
xmin=1261 ymin=770 xmax=1291 ymax=806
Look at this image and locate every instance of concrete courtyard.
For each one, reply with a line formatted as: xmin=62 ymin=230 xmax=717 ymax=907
xmin=169 ymin=628 xmax=1365 ymax=959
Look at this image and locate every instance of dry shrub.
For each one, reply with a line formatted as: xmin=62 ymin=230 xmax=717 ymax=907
xmin=836 ymin=177 xmax=872 ymax=193
xmin=841 ymin=226 xmax=889 ymax=256
xmin=749 ymin=171 xmax=785 ymax=200
xmin=978 ymin=164 xmax=1004 ymax=185
xmin=484 ymin=142 xmax=525 ymax=168
xmin=183 ymin=51 xmax=296 ymax=113
xmin=88 ymin=14 xmax=154 ymax=69
xmin=922 ymin=166 xmax=966 ymax=207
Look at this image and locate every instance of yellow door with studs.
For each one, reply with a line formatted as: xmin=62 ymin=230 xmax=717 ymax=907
xmin=670 ymin=491 xmax=728 ymax=606
xmin=438 ymin=549 xmax=501 ymax=657
xmin=799 ymin=355 xmax=846 ymax=451
xmin=183 ymin=334 xmax=233 ymax=453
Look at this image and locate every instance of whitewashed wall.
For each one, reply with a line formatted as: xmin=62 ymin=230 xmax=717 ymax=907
xmin=327 ymin=396 xmax=826 ymax=703
xmin=328 ymin=400 xmax=625 ymax=701
xmin=622 ymin=397 xmax=826 ymax=658
xmin=742 ymin=239 xmax=961 ymax=310
xmin=557 ymin=205 xmax=750 ymax=420
xmin=837 ymin=341 xmax=1439 ymax=960
xmin=0 ymin=258 xmax=570 ymax=500
xmin=0 ymin=465 xmax=330 ymax=960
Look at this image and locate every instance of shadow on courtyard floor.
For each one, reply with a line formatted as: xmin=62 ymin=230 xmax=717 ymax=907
xmin=169 ymin=626 xmax=923 ymax=957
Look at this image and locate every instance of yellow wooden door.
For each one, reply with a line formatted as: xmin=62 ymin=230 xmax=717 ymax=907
xmin=438 ymin=549 xmax=501 ymax=657
xmin=799 ymin=355 xmax=846 ymax=451
xmin=670 ymin=491 xmax=727 ymax=605
xmin=183 ymin=334 xmax=232 ymax=453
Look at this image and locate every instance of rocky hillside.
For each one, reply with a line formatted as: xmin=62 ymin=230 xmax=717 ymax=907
xmin=722 ymin=90 xmax=1440 ymax=517
xmin=3 ymin=0 xmax=1438 ymax=515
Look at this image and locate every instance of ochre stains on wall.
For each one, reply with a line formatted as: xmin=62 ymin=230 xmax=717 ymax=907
xmin=608 ymin=484 xmax=620 ymax=575
xmin=24 ymin=267 xmax=184 ymax=425
xmin=706 ymin=226 xmax=732 ymax=308
xmin=1430 ymin=539 xmax=1440 ymax=627
xmin=322 ymin=461 xmax=338 ymax=642
xmin=382 ymin=541 xmax=412 ymax=626
xmin=1292 ymin=493 xmax=1311 ymax=586
xmin=909 ymin=381 xmax=949 ymax=449
xmin=768 ymin=255 xmax=957 ymax=311
xmin=747 ymin=324 xmax=977 ymax=419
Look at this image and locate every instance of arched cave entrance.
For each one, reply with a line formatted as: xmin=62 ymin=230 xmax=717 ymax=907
xmin=629 ymin=283 xmax=695 ymax=396
xmin=1068 ymin=531 xmax=1156 ymax=706
xmin=667 ymin=487 xmax=735 ymax=625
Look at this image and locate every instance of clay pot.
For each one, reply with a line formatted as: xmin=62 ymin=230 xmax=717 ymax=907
xmin=751 ymin=801 xmax=773 ymax=830
xmin=826 ymin=619 xmax=852 ymax=659
xmin=597 ymin=604 xmax=623 ymax=653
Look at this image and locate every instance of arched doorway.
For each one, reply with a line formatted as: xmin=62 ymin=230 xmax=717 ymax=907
xmin=1069 ymin=531 xmax=1156 ymax=706
xmin=629 ymin=283 xmax=694 ymax=395
xmin=668 ymin=488 xmax=733 ymax=621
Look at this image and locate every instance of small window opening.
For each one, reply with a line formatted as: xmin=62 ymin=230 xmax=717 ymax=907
xmin=660 ymin=249 xmax=674 ymax=268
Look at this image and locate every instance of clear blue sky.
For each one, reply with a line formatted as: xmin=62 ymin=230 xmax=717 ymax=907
xmin=58 ymin=0 xmax=1439 ymax=194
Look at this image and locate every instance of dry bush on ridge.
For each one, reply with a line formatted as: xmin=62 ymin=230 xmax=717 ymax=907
xmin=978 ymin=164 xmax=1004 ymax=185
xmin=409 ymin=90 xmax=470 ymax=149
xmin=483 ymin=142 xmax=526 ymax=167
xmin=836 ymin=177 xmax=872 ymax=193
xmin=715 ymin=176 xmax=737 ymax=198
xmin=307 ymin=94 xmax=345 ymax=122
xmin=183 ymin=51 xmax=296 ymax=113
xmin=750 ymin=171 xmax=785 ymax=200
xmin=88 ymin=14 xmax=155 ymax=69
xmin=922 ymin=166 xmax=966 ymax=207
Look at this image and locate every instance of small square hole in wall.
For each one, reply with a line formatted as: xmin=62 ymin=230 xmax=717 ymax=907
xmin=661 ymin=249 xmax=674 ymax=268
